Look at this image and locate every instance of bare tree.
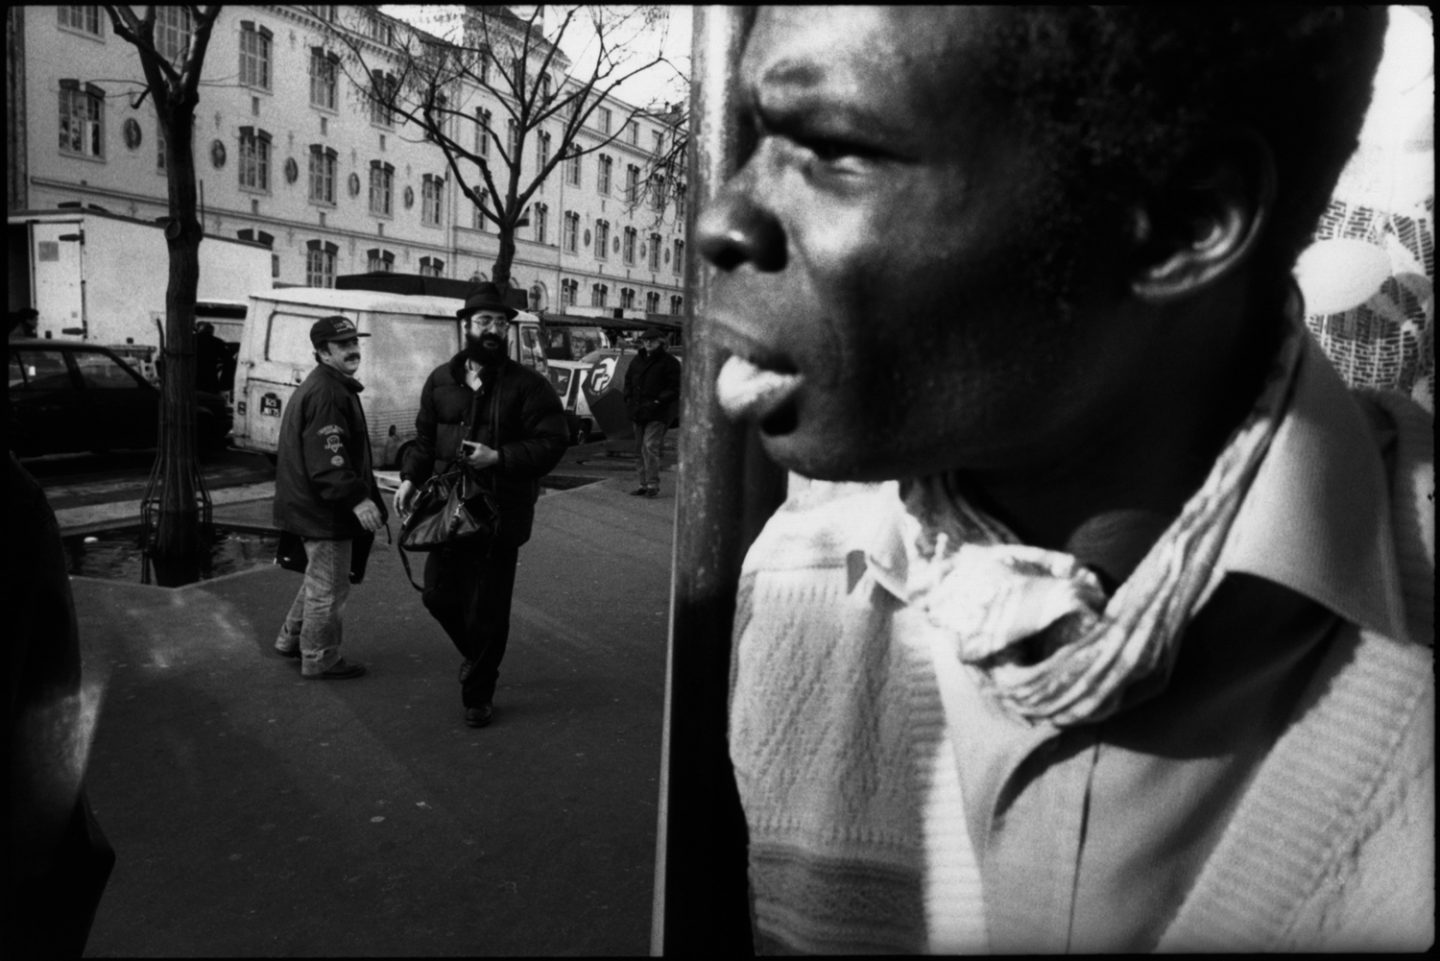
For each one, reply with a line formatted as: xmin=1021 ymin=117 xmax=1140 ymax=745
xmin=322 ymin=5 xmax=684 ymax=288
xmin=103 ymin=4 xmax=223 ymax=586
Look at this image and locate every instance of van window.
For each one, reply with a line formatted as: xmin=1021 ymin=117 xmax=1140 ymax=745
xmin=266 ymin=312 xmax=323 ymax=362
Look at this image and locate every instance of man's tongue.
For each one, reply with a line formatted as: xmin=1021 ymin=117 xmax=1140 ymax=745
xmin=716 ymin=355 xmax=803 ymax=423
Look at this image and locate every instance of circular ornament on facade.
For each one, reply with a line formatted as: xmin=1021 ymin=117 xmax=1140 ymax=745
xmin=348 ymin=173 xmax=361 ymax=197
xmin=665 ymin=248 xmax=671 ymax=264
xmin=584 ymin=229 xmax=591 ymax=246
xmin=285 ymin=158 xmax=299 ymax=184
xmin=640 ymin=244 xmax=647 ymax=260
xmin=613 ymin=237 xmax=620 ymax=253
xmin=210 ymin=139 xmax=226 ymax=168
xmin=123 ymin=118 xmax=142 ymax=150
xmin=404 ymin=186 xmax=415 ymax=209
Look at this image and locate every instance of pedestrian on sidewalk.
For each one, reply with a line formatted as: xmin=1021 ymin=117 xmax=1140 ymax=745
xmin=623 ymin=327 xmax=681 ymax=497
xmin=394 ymin=283 xmax=569 ymax=728
xmin=272 ymin=315 xmax=387 ymax=680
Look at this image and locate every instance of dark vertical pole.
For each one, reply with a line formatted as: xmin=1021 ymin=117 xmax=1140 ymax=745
xmin=651 ymin=6 xmax=781 ymax=956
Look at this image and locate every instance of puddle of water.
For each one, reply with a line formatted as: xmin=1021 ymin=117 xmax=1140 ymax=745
xmin=63 ymin=525 xmax=282 ymax=586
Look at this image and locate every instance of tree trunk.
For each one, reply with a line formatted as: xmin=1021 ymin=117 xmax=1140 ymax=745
xmin=148 ymin=103 xmax=205 ymax=586
xmin=492 ymin=226 xmax=517 ymax=287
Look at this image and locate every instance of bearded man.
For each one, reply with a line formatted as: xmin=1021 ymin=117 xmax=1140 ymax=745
xmin=396 ymin=283 xmax=569 ymax=728
xmin=698 ymin=6 xmax=1432 ymax=953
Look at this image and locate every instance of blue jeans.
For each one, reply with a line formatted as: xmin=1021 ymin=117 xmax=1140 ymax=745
xmin=634 ymin=420 xmax=668 ymax=491
xmin=276 ymin=537 xmax=353 ymax=676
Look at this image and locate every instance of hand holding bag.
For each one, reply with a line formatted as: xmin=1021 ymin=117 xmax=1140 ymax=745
xmin=395 ymin=467 xmax=500 ymax=589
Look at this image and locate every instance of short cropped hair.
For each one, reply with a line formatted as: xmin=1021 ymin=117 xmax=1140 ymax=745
xmin=979 ymin=6 xmax=1388 ymax=279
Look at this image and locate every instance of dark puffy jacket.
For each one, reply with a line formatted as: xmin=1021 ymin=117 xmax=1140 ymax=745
xmin=623 ymin=346 xmax=682 ymax=425
xmin=401 ymin=353 xmax=569 ymax=547
xmin=273 ymin=363 xmax=386 ymax=539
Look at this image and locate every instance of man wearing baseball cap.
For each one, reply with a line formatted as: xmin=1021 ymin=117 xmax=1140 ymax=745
xmin=272 ymin=314 xmax=387 ymax=679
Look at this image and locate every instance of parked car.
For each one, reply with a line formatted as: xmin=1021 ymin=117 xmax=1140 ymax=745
xmin=6 ymin=338 xmax=231 ymax=456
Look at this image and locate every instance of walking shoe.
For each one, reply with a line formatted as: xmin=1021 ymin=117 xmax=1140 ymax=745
xmin=629 ymin=487 xmax=650 ymax=496
xmin=458 ymin=658 xmax=479 ymax=684
xmin=644 ymin=488 xmax=660 ymax=498
xmin=465 ymin=704 xmax=494 ymax=728
xmin=304 ymin=658 xmax=367 ymax=680
xmin=275 ymin=646 xmax=301 ymax=660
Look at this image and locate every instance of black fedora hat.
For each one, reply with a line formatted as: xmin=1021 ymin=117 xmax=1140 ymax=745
xmin=457 ymin=281 xmax=519 ymax=320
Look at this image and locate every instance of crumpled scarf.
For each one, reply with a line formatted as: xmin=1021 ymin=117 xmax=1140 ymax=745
xmin=892 ymin=320 xmax=1304 ymax=728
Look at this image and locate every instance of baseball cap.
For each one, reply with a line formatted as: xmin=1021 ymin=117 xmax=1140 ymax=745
xmin=309 ymin=315 xmax=369 ymax=347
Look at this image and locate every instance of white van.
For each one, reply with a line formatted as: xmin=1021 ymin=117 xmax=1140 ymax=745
xmin=231 ymin=282 xmax=543 ymax=462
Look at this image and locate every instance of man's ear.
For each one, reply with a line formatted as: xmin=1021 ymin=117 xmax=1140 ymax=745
xmin=1128 ymin=132 xmax=1276 ymax=303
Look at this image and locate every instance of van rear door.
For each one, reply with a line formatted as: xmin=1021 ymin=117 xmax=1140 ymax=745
xmin=237 ymin=307 xmax=326 ymax=455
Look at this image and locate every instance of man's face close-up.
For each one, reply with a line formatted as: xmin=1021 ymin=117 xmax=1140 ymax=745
xmin=466 ymin=310 xmax=510 ymax=365
xmin=321 ymin=336 xmax=362 ymax=376
xmin=699 ymin=6 xmax=1135 ymax=482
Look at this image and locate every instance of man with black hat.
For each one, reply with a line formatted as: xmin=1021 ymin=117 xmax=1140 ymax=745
xmin=272 ymin=314 xmax=386 ymax=680
xmin=395 ymin=282 xmax=569 ymax=728
xmin=622 ymin=326 xmax=681 ymax=497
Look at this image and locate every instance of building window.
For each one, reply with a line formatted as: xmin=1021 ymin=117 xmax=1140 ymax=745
xmin=239 ymin=22 xmax=272 ymax=91
xmin=565 ymin=145 xmax=581 ymax=187
xmin=369 ymin=161 xmax=394 ymax=216
xmin=58 ymin=6 xmax=103 ymax=36
xmin=673 ymin=239 xmax=684 ymax=275
xmin=58 ymin=81 xmax=104 ymax=159
xmin=628 ymin=119 xmax=639 ymax=145
xmin=366 ymin=10 xmax=394 ymax=45
xmin=533 ymin=203 xmax=549 ymax=245
xmin=475 ymin=108 xmax=491 ymax=158
xmin=561 ymin=279 xmax=578 ymax=307
xmin=670 ymin=295 xmax=684 ymax=315
xmin=591 ymin=283 xmax=608 ymax=308
xmin=537 ymin=131 xmax=551 ymax=173
xmin=422 ymin=175 xmax=443 ymax=227
xmin=652 ymin=129 xmax=664 ymax=155
xmin=308 ymin=145 xmax=337 ymax=204
xmin=306 ymin=240 xmax=338 ymax=287
xmin=646 ymin=291 xmax=661 ymax=313
xmin=370 ymin=71 xmax=396 ymax=127
xmin=312 ymin=5 xmax=338 ymax=23
xmin=598 ymin=154 xmax=612 ymax=196
xmin=539 ymin=73 xmax=553 ymax=102
xmin=473 ymin=203 xmax=488 ymax=231
xmin=238 ymin=126 xmax=271 ymax=191
xmin=623 ymin=227 xmax=637 ymax=265
xmin=563 ymin=211 xmax=579 ymax=254
xmin=652 ymin=174 xmax=667 ymax=211
xmin=621 ymin=287 xmax=636 ymax=310
xmin=649 ymin=232 xmax=662 ymax=271
xmin=594 ymin=220 xmax=609 ymax=260
xmin=597 ymin=106 xmax=612 ymax=135
xmin=155 ymin=6 xmax=191 ymax=64
xmin=479 ymin=44 xmax=491 ymax=85
xmin=675 ymin=184 xmax=687 ymax=222
xmin=310 ymin=48 xmax=338 ymax=110
xmin=418 ymin=256 xmax=444 ymax=278
xmin=367 ymin=248 xmax=395 ymax=272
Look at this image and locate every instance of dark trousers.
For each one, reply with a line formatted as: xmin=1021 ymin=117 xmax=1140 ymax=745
xmin=421 ymin=538 xmax=521 ymax=707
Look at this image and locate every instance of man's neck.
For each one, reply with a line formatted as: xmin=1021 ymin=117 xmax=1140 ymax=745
xmin=955 ymin=289 xmax=1280 ymax=586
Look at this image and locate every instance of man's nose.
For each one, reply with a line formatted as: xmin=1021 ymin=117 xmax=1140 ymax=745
xmin=696 ymin=172 xmax=786 ymax=273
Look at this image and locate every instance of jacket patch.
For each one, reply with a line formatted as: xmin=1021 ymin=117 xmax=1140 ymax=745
xmin=324 ymin=434 xmax=344 ymax=452
xmin=331 ymin=454 xmax=346 ymax=466
xmin=318 ymin=424 xmax=344 ymax=436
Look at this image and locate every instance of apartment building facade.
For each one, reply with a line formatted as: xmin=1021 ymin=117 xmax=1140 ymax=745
xmin=5 ymin=5 xmax=689 ymax=318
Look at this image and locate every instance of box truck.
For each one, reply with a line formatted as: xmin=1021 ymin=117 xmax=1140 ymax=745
xmin=7 ymin=205 xmax=272 ymax=379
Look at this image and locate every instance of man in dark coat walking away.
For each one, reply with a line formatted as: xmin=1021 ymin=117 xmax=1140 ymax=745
xmin=272 ymin=315 xmax=387 ymax=680
xmin=395 ymin=283 xmax=569 ymax=728
xmin=623 ymin=327 xmax=682 ymax=497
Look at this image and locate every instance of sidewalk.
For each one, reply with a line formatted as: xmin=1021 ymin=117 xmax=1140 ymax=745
xmin=76 ymin=474 xmax=677 ymax=957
